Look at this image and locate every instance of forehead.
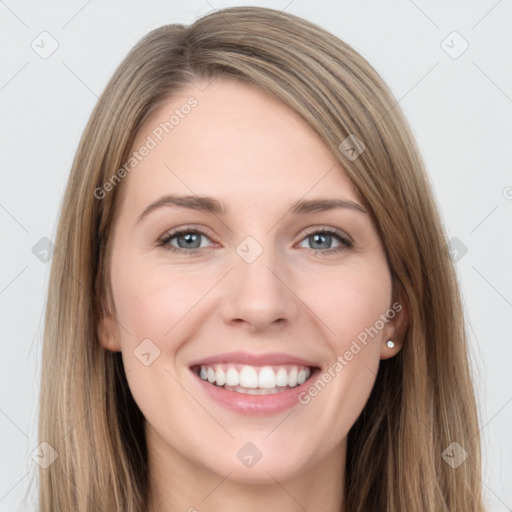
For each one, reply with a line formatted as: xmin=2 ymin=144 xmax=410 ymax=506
xmin=120 ymin=78 xmax=363 ymax=216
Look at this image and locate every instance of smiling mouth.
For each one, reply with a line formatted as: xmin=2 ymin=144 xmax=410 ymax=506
xmin=190 ymin=363 xmax=319 ymax=395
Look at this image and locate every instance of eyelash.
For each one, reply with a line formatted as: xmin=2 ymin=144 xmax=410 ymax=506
xmin=157 ymin=227 xmax=353 ymax=256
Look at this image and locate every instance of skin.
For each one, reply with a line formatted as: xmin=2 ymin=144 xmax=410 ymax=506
xmin=98 ymin=78 xmax=407 ymax=512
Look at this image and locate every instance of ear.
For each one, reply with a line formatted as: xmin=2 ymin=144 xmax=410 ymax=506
xmin=97 ymin=311 xmax=122 ymax=352
xmin=380 ymin=296 xmax=408 ymax=360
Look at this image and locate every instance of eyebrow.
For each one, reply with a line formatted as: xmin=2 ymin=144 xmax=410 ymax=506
xmin=136 ymin=194 xmax=368 ymax=223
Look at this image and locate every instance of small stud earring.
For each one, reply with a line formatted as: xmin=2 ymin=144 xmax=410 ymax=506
xmin=386 ymin=340 xmax=395 ymax=349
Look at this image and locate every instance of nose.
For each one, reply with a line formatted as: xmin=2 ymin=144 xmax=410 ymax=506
xmin=220 ymin=244 xmax=300 ymax=333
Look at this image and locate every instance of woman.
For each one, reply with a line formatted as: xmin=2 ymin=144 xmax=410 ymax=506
xmin=36 ymin=6 xmax=485 ymax=511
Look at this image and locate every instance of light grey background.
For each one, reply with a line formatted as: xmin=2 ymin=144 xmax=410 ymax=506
xmin=1 ymin=1 xmax=511 ymax=510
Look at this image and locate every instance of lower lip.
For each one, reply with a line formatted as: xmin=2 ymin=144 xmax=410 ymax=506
xmin=190 ymin=368 xmax=320 ymax=416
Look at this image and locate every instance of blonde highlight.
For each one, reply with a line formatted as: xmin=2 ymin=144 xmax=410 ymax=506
xmin=35 ymin=6 xmax=484 ymax=511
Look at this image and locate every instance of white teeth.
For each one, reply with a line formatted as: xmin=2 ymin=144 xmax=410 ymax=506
xmin=225 ymin=367 xmax=240 ymax=386
xmin=196 ymin=364 xmax=313 ymax=390
xmin=224 ymin=385 xmax=282 ymax=395
xmin=239 ymin=365 xmax=259 ymax=388
xmin=215 ymin=367 xmax=226 ymax=386
xmin=288 ymin=367 xmax=298 ymax=387
xmin=258 ymin=366 xmax=276 ymax=388
xmin=276 ymin=367 xmax=288 ymax=386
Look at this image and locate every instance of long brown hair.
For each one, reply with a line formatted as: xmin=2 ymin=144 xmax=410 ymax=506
xmin=35 ymin=6 xmax=485 ymax=511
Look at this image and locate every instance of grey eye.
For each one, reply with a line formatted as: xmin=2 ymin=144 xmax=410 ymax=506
xmin=174 ymin=232 xmax=203 ymax=249
xmin=307 ymin=233 xmax=333 ymax=250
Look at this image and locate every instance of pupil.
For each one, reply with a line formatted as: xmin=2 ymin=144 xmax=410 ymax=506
xmin=311 ymin=233 xmax=330 ymax=250
xmin=178 ymin=233 xmax=201 ymax=249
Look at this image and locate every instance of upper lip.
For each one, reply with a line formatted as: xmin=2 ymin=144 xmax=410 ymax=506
xmin=188 ymin=351 xmax=320 ymax=368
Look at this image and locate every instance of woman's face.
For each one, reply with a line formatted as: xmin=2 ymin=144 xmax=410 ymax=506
xmin=99 ymin=78 xmax=405 ymax=485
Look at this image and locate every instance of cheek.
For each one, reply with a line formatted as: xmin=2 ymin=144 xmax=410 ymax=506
xmin=111 ymin=258 xmax=202 ymax=344
xmin=296 ymin=265 xmax=391 ymax=432
xmin=304 ymin=259 xmax=392 ymax=346
xmin=112 ymin=244 xmax=392 ymax=353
